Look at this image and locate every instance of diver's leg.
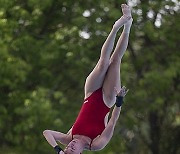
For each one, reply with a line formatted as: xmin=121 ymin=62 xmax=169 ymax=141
xmin=103 ymin=4 xmax=132 ymax=107
xmin=84 ymin=15 xmax=131 ymax=98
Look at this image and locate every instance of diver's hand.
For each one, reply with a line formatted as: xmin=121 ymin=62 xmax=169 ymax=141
xmin=114 ymin=86 xmax=129 ymax=107
xmin=115 ymin=86 xmax=129 ymax=97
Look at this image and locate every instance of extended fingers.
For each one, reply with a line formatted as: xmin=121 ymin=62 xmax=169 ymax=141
xmin=121 ymin=86 xmax=129 ymax=96
xmin=121 ymin=86 xmax=126 ymax=91
xmin=115 ymin=86 xmax=129 ymax=97
xmin=124 ymin=88 xmax=129 ymax=96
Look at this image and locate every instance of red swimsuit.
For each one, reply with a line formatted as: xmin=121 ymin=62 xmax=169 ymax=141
xmin=72 ymin=88 xmax=110 ymax=141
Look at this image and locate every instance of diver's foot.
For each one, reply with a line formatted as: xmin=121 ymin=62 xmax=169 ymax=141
xmin=121 ymin=4 xmax=132 ymax=17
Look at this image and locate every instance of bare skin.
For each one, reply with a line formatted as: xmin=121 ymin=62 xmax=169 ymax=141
xmin=43 ymin=4 xmax=132 ymax=154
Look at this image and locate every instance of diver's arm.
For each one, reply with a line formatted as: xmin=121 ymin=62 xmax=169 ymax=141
xmin=91 ymin=106 xmax=121 ymax=150
xmin=91 ymin=86 xmax=128 ymax=150
xmin=43 ymin=130 xmax=71 ymax=147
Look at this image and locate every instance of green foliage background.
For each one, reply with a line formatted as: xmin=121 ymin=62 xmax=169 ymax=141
xmin=0 ymin=0 xmax=179 ymax=154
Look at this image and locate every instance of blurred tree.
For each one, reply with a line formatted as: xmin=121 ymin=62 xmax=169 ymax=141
xmin=0 ymin=0 xmax=179 ymax=154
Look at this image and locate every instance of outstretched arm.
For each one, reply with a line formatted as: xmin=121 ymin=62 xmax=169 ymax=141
xmin=91 ymin=86 xmax=129 ymax=151
xmin=43 ymin=129 xmax=72 ymax=147
xmin=91 ymin=106 xmax=121 ymax=150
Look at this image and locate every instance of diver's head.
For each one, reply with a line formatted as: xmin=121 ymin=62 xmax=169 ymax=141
xmin=64 ymin=138 xmax=84 ymax=154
